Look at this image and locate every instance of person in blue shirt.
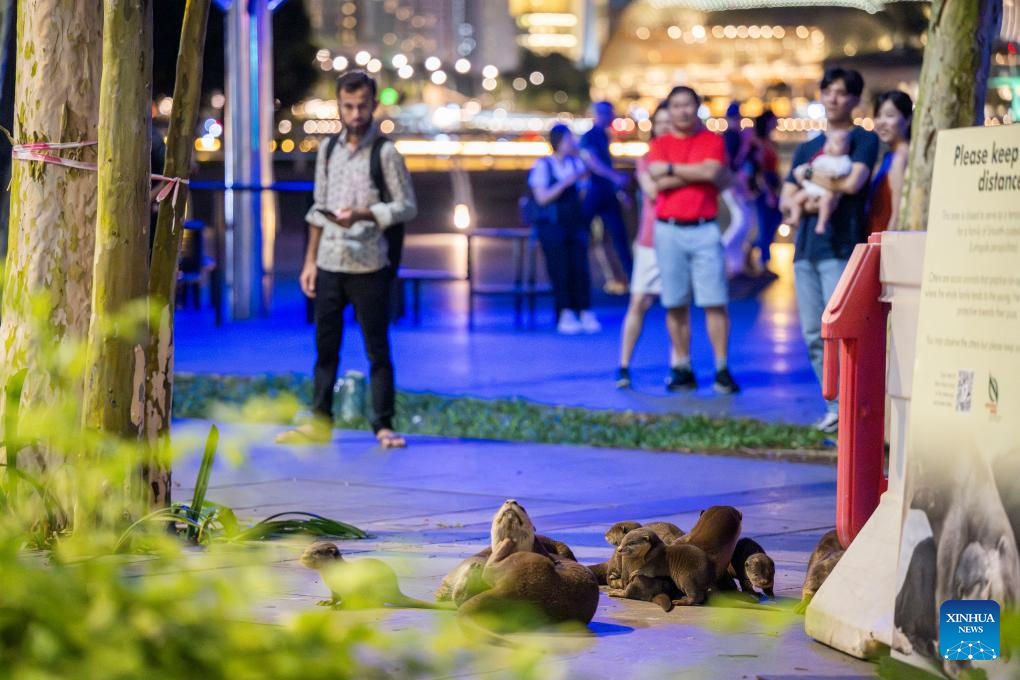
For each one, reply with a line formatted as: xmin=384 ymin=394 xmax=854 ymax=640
xmin=780 ymin=67 xmax=879 ymax=434
xmin=580 ymin=101 xmax=632 ymax=288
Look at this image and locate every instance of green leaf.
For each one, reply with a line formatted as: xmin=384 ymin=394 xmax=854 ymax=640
xmin=188 ymin=424 xmax=219 ymax=537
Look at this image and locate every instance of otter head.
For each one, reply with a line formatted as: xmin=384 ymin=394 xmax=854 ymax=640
xmin=490 ymin=499 xmax=536 ymax=553
xmin=605 ymin=521 xmax=642 ymax=547
xmin=301 ymin=541 xmax=346 ymax=571
xmin=616 ymin=527 xmax=665 ymax=566
xmin=745 ymin=553 xmax=776 ymax=595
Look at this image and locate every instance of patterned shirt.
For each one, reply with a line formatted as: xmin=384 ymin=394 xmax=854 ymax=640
xmin=305 ymin=123 xmax=417 ymax=273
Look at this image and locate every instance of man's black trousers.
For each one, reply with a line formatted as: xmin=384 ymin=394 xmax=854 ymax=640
xmin=311 ymin=267 xmax=395 ymax=433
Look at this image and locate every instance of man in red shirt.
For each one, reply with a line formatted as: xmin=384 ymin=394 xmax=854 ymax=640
xmin=646 ymin=85 xmax=739 ymax=394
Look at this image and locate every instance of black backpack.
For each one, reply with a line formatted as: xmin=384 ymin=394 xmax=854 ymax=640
xmin=322 ymin=133 xmax=405 ymax=278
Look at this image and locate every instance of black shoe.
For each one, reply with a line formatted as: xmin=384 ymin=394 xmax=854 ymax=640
xmin=666 ymin=366 xmax=697 ymax=392
xmin=713 ymin=368 xmax=740 ymax=394
xmin=615 ymin=367 xmax=632 ymax=389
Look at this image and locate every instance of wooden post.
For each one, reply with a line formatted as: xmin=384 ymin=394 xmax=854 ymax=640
xmin=900 ymin=0 xmax=1002 ymax=231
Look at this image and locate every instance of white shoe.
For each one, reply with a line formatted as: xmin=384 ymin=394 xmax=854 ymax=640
xmin=579 ymin=310 xmax=601 ymax=333
xmin=814 ymin=412 xmax=839 ymax=434
xmin=557 ymin=310 xmax=582 ymax=335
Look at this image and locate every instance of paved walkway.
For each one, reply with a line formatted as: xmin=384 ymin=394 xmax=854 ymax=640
xmin=175 ymin=244 xmax=828 ymax=426
xmin=173 ymin=421 xmax=872 ymax=679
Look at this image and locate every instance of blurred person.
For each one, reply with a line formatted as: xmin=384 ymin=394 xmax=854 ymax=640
xmin=615 ymin=103 xmax=679 ymax=387
xmin=646 ymin=85 xmax=740 ymax=395
xmin=744 ymin=111 xmax=783 ymax=271
xmin=717 ymin=102 xmax=754 ymax=278
xmin=867 ymin=90 xmax=912 ymax=233
xmin=780 ymin=67 xmax=879 ymax=433
xmin=277 ymin=70 xmax=417 ymax=448
xmin=529 ymin=123 xmax=600 ymax=334
xmin=580 ymin=101 xmax=632 ymax=290
xmin=722 ymin=101 xmax=744 ymax=174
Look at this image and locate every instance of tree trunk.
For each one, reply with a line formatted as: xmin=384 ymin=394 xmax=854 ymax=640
xmin=899 ymin=0 xmax=1002 ymax=231
xmin=0 ymin=0 xmax=102 ymax=478
xmin=81 ymin=0 xmax=152 ymax=442
xmin=144 ymin=0 xmax=211 ymax=508
xmin=0 ymin=0 xmax=17 ymax=259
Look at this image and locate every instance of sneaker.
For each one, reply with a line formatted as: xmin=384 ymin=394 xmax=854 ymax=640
xmin=713 ymin=368 xmax=741 ymax=394
xmin=557 ymin=310 xmax=582 ymax=334
xmin=666 ymin=366 xmax=697 ymax=392
xmin=615 ymin=367 xmax=632 ymax=389
xmin=814 ymin=412 xmax=839 ymax=434
xmin=579 ymin=310 xmax=602 ymax=333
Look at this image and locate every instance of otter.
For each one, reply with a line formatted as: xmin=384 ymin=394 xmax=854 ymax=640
xmin=605 ymin=521 xmax=642 ymax=546
xmin=894 ymin=536 xmax=938 ymax=660
xmin=608 ymin=528 xmax=715 ymax=609
xmin=301 ymin=542 xmax=453 ymax=610
xmin=726 ymin=538 xmax=775 ymax=599
xmin=456 ymin=501 xmax=600 ymax=631
xmin=590 ymin=520 xmax=686 ymax=588
xmin=436 ymin=499 xmax=577 ymax=605
xmin=675 ymin=506 xmax=742 ymax=581
xmin=795 ymin=529 xmax=844 ymax=614
xmin=933 ymin=462 xmax=1020 ymax=679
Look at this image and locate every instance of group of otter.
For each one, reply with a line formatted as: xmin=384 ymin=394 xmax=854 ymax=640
xmin=302 ymin=499 xmax=844 ymax=632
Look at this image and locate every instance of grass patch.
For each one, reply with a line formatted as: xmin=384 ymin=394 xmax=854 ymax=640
xmin=174 ymin=373 xmax=830 ymax=455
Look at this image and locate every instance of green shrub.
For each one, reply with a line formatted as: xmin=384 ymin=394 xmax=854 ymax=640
xmin=174 ymin=373 xmax=830 ymax=453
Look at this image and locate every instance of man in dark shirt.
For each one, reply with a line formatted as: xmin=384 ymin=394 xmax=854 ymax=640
xmin=580 ymin=101 xmax=632 ymax=280
xmin=780 ymin=67 xmax=879 ymax=434
xmin=722 ymin=101 xmax=743 ymax=172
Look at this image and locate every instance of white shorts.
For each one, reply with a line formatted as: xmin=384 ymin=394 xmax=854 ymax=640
xmin=630 ymin=244 xmax=662 ymax=296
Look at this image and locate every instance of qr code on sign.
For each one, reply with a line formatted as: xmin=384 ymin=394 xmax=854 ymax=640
xmin=955 ymin=370 xmax=975 ymax=412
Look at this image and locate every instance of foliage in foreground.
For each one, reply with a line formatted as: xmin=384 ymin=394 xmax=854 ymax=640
xmin=174 ymin=373 xmax=830 ymax=453
xmin=0 ymin=300 xmax=552 ymax=680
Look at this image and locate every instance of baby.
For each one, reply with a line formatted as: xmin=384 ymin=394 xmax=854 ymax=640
xmin=787 ymin=129 xmax=853 ymax=235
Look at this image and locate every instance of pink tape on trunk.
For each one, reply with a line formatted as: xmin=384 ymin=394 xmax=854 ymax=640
xmin=11 ymin=139 xmax=189 ymax=208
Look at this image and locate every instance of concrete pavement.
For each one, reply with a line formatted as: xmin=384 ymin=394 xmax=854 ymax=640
xmin=171 ymin=421 xmax=873 ymax=679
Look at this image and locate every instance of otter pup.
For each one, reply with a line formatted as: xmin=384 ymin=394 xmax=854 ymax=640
xmin=301 ymin=542 xmax=453 ymax=610
xmin=456 ymin=501 xmax=599 ymax=631
xmin=436 ymin=499 xmax=577 ymax=604
xmin=675 ymin=506 xmax=742 ymax=581
xmin=726 ymin=538 xmax=775 ymax=599
xmin=590 ymin=520 xmax=687 ymax=588
xmin=795 ymin=530 xmax=844 ymax=614
xmin=645 ymin=521 xmax=686 ymax=545
xmin=608 ymin=527 xmax=715 ymax=609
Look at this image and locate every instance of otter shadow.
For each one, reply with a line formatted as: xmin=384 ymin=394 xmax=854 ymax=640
xmin=587 ymin=621 xmax=634 ymax=637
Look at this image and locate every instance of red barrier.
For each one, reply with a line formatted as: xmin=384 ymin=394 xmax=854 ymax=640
xmin=821 ymin=233 xmax=890 ymax=549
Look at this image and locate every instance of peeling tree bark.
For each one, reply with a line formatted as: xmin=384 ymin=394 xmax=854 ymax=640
xmin=81 ymin=0 xmax=152 ymax=444
xmin=144 ymin=0 xmax=211 ymax=508
xmin=0 ymin=0 xmax=101 ymax=479
xmin=900 ymin=0 xmax=1002 ymax=231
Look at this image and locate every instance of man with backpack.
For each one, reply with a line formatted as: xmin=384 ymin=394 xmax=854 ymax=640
xmin=276 ymin=70 xmax=416 ymax=448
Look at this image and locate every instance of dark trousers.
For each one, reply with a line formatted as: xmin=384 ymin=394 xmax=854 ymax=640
xmin=536 ymin=220 xmax=591 ymax=315
xmin=755 ymin=193 xmax=782 ymax=265
xmin=584 ymin=190 xmax=632 ymax=276
xmin=311 ymin=267 xmax=395 ymax=433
